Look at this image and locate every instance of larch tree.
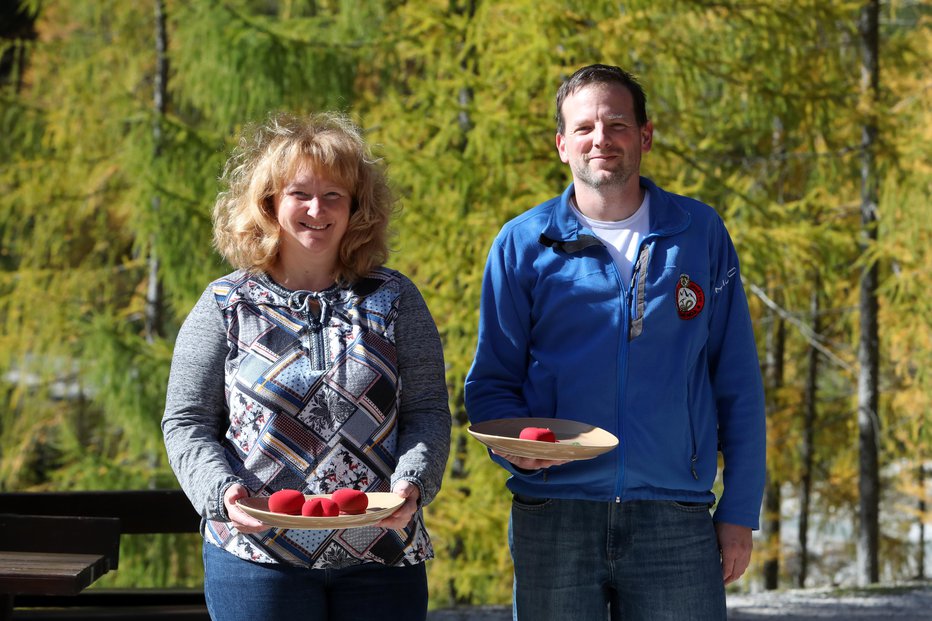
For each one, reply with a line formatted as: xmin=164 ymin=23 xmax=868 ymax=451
xmin=1 ymin=0 xmax=929 ymax=601
xmin=0 ymin=0 xmax=383 ymax=588
xmin=359 ymin=0 xmax=577 ymax=605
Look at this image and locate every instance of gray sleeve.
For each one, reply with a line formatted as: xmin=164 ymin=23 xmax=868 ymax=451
xmin=391 ymin=276 xmax=452 ymax=506
xmin=161 ymin=287 xmax=241 ymax=521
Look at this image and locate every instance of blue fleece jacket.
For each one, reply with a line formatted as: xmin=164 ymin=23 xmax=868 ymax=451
xmin=464 ymin=177 xmax=766 ymax=529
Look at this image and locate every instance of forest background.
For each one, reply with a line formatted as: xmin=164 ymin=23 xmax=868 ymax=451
xmin=1 ymin=0 xmax=930 ymax=608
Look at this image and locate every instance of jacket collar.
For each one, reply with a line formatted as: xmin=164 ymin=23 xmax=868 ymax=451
xmin=538 ymin=176 xmax=691 ymax=252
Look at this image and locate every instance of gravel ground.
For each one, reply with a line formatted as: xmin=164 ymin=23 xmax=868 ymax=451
xmin=727 ymin=583 xmax=932 ymax=620
xmin=428 ymin=607 xmax=511 ymax=621
xmin=427 ymin=582 xmax=932 ymax=620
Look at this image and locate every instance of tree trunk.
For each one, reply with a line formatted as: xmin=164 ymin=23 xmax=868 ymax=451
xmin=917 ymin=463 xmax=927 ymax=580
xmin=762 ymin=309 xmax=785 ymax=590
xmin=856 ymin=0 xmax=881 ymax=586
xmin=145 ymin=0 xmax=168 ymax=343
xmin=760 ymin=113 xmax=789 ymax=591
xmin=798 ymin=279 xmax=820 ymax=587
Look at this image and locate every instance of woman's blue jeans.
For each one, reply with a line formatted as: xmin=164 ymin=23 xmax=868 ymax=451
xmin=202 ymin=541 xmax=428 ymax=621
xmin=509 ymin=496 xmax=726 ymax=621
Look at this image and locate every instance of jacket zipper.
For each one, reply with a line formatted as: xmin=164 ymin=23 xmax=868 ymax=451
xmin=614 ymin=240 xmax=648 ymax=503
xmin=688 ymin=403 xmax=699 ymax=480
xmin=614 ymin=253 xmax=630 ymax=503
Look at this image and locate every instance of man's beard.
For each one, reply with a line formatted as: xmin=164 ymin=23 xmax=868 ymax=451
xmin=572 ymin=154 xmax=636 ymax=189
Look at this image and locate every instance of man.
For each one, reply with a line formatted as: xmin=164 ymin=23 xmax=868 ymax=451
xmin=464 ymin=64 xmax=766 ymax=620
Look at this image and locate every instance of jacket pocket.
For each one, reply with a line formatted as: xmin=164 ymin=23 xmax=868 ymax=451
xmin=512 ymin=493 xmax=552 ymax=511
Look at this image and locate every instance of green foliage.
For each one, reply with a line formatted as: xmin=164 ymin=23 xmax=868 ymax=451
xmin=425 ymin=429 xmax=514 ymax=607
xmin=92 ymin=533 xmax=204 ymax=590
xmin=1 ymin=0 xmax=929 ymax=604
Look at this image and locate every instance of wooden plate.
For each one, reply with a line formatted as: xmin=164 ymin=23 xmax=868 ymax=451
xmin=236 ymin=492 xmax=404 ymax=529
xmin=467 ymin=418 xmax=619 ymax=461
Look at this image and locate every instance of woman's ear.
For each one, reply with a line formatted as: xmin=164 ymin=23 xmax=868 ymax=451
xmin=262 ymin=194 xmax=276 ymax=216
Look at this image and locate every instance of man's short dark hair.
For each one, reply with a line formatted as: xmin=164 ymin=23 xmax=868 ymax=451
xmin=555 ymin=64 xmax=649 ymax=134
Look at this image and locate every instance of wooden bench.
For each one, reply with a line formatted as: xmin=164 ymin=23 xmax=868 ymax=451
xmin=0 ymin=514 xmax=121 ymax=621
xmin=0 ymin=490 xmax=207 ymax=620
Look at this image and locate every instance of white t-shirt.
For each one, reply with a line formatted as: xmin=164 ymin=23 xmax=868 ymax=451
xmin=570 ymin=191 xmax=651 ymax=284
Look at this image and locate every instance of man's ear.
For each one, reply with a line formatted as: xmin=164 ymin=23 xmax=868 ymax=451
xmin=555 ymin=133 xmax=569 ymax=163
xmin=640 ymin=121 xmax=654 ymax=153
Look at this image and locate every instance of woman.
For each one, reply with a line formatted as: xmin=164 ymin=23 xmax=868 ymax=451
xmin=162 ymin=112 xmax=451 ymax=621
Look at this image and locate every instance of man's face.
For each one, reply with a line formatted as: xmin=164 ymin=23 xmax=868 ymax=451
xmin=556 ymin=82 xmax=653 ymax=191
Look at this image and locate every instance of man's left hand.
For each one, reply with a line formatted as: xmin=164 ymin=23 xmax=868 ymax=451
xmin=715 ymin=521 xmax=753 ymax=585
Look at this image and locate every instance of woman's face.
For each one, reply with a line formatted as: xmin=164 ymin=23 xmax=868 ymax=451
xmin=274 ymin=166 xmax=352 ymax=273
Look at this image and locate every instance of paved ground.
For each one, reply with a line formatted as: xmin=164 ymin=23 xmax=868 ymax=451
xmin=427 ymin=582 xmax=932 ymax=620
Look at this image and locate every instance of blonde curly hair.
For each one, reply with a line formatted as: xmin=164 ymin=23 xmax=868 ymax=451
xmin=212 ymin=111 xmax=394 ymax=284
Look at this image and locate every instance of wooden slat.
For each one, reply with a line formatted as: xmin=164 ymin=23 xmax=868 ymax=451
xmin=13 ymin=589 xmax=206 ymax=609
xmin=11 ymin=606 xmax=209 ymax=620
xmin=0 ymin=552 xmax=109 ymax=597
xmin=0 ymin=491 xmax=200 ymax=534
xmin=0 ymin=515 xmax=120 ymax=571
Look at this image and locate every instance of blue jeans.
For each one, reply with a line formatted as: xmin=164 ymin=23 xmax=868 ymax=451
xmin=202 ymin=541 xmax=428 ymax=621
xmin=509 ymin=497 xmax=726 ymax=621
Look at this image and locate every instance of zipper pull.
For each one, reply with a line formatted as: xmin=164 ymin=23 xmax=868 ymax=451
xmin=690 ymin=454 xmax=699 ymax=480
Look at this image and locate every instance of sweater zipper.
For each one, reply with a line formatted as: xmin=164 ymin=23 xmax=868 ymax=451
xmin=308 ymin=318 xmax=324 ymax=369
xmin=303 ymin=298 xmax=327 ymax=370
xmin=285 ymin=289 xmax=330 ymax=370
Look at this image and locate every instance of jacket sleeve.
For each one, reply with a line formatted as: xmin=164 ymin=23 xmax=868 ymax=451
xmin=464 ymin=234 xmax=546 ymax=477
xmin=706 ymin=219 xmax=767 ymax=529
xmin=162 ymin=287 xmax=242 ymax=521
xmin=391 ymin=276 xmax=452 ymax=506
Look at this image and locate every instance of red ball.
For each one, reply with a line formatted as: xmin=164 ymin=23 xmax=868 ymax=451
xmin=301 ymin=497 xmax=340 ymax=517
xmin=268 ymin=489 xmax=305 ymax=515
xmin=319 ymin=498 xmax=340 ymax=517
xmin=301 ymin=498 xmax=324 ymax=517
xmin=519 ymin=427 xmax=557 ymax=442
xmin=331 ymin=489 xmax=369 ymax=515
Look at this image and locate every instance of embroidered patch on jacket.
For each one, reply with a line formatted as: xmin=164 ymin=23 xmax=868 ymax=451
xmin=676 ymin=274 xmax=705 ymax=320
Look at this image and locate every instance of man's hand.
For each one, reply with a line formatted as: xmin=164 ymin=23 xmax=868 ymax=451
xmin=715 ymin=521 xmax=753 ymax=585
xmin=491 ymin=449 xmax=569 ymax=470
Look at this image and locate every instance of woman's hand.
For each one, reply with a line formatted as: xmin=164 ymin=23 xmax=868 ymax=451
xmin=223 ymin=483 xmax=269 ymax=534
xmin=377 ymin=480 xmax=421 ymax=530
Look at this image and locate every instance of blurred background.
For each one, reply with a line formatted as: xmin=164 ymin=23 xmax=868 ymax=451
xmin=0 ymin=0 xmax=929 ymax=608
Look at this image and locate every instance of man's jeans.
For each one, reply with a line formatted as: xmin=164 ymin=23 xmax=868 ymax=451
xmin=202 ymin=541 xmax=428 ymax=621
xmin=509 ymin=496 xmax=726 ymax=621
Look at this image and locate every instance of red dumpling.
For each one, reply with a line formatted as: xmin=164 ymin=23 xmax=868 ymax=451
xmin=519 ymin=427 xmax=557 ymax=443
xmin=331 ymin=489 xmax=369 ymax=515
xmin=302 ymin=497 xmax=339 ymax=517
xmin=268 ymin=489 xmax=305 ymax=515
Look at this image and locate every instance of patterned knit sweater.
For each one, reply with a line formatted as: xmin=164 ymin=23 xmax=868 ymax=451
xmin=162 ymin=268 xmax=451 ymax=568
